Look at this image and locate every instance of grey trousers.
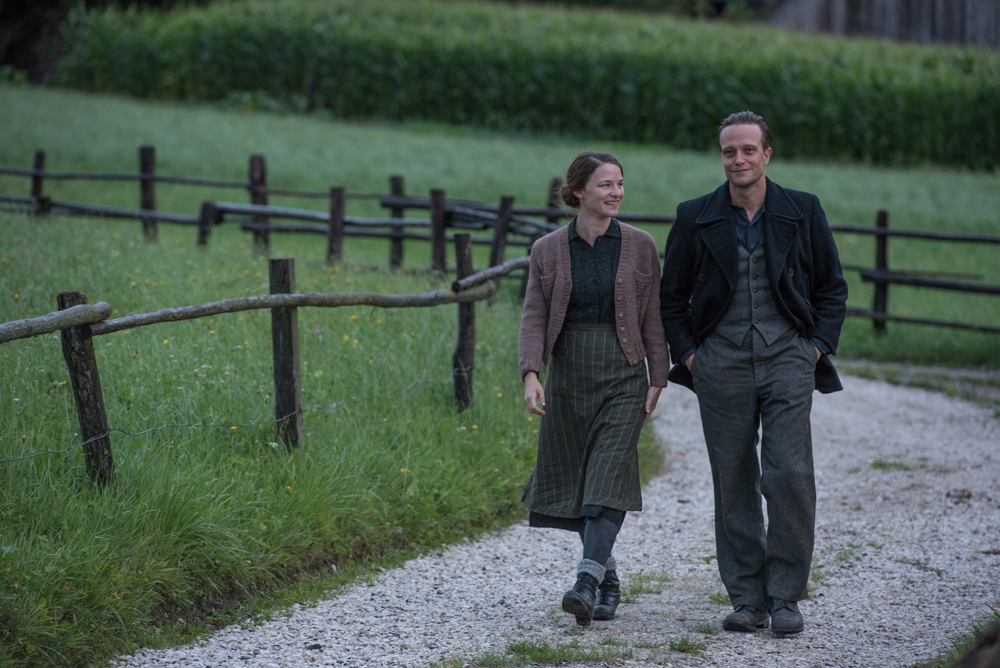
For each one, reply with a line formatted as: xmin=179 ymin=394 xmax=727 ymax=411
xmin=690 ymin=328 xmax=817 ymax=611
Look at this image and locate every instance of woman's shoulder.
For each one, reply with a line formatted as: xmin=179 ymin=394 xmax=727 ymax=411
xmin=619 ymin=221 xmax=658 ymax=251
xmin=531 ymin=225 xmax=569 ymax=255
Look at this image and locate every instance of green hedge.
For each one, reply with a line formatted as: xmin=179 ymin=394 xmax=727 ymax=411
xmin=58 ymin=0 xmax=1000 ymax=169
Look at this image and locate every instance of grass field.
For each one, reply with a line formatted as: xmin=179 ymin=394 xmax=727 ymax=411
xmin=2 ymin=84 xmax=998 ymax=367
xmin=0 ymin=82 xmax=998 ymax=666
xmin=0 ymin=209 xmax=570 ymax=666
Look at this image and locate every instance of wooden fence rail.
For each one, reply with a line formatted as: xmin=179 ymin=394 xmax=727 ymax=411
xmin=3 ymin=149 xmax=999 ymax=334
xmin=0 ymin=254 xmax=530 ymax=482
xmin=831 ymin=210 xmax=1000 ymax=334
xmin=0 ymin=302 xmax=111 ymax=343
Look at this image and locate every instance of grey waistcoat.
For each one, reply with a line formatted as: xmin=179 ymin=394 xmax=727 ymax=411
xmin=713 ymin=243 xmax=794 ymax=346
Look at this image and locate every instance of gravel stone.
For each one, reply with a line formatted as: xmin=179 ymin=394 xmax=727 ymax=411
xmin=114 ymin=377 xmax=999 ymax=667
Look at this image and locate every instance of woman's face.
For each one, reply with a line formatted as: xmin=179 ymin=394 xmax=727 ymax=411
xmin=574 ymin=162 xmax=623 ymax=219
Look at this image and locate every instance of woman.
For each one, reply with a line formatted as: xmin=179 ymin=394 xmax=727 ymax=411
xmin=519 ymin=151 xmax=669 ymax=626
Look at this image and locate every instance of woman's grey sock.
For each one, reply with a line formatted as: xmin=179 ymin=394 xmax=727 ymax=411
xmin=577 ymin=558 xmax=606 ymax=583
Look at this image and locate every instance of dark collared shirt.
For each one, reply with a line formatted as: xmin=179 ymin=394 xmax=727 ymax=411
xmin=565 ymin=218 xmax=621 ymax=324
xmin=733 ymin=203 xmax=764 ymax=251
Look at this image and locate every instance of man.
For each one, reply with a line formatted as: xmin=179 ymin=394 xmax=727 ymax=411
xmin=659 ymin=111 xmax=848 ymax=635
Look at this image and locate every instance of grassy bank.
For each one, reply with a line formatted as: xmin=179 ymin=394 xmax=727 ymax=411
xmin=0 ymin=209 xmax=558 ymax=666
xmin=2 ymin=84 xmax=998 ymax=366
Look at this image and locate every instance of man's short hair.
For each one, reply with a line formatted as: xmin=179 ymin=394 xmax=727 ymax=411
xmin=718 ymin=111 xmax=772 ymax=152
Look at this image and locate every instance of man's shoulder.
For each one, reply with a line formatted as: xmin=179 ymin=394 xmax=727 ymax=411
xmin=675 ymin=182 xmax=729 ymax=226
xmin=766 ymin=180 xmax=821 ymax=215
xmin=676 ymin=191 xmax=716 ymax=220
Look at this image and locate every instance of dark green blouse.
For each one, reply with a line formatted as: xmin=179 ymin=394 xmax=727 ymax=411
xmin=565 ymin=218 xmax=621 ymax=324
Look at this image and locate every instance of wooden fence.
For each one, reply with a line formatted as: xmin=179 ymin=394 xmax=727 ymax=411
xmin=1 ymin=146 xmax=999 ymax=333
xmin=770 ymin=0 xmax=1000 ymax=49
xmin=0 ymin=251 xmax=529 ymax=485
xmin=832 ymin=210 xmax=1000 ymax=334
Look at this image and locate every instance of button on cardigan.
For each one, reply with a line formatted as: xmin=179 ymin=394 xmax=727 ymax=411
xmin=519 ymin=220 xmax=670 ymax=387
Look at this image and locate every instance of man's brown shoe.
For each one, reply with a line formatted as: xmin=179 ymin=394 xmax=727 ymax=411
xmin=723 ymin=605 xmax=770 ymax=632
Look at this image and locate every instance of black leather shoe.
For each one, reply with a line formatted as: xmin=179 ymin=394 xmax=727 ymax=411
xmin=592 ymin=569 xmax=621 ymax=620
xmin=723 ymin=605 xmax=770 ymax=632
xmin=561 ymin=573 xmax=600 ymax=626
xmin=770 ymin=598 xmax=804 ymax=635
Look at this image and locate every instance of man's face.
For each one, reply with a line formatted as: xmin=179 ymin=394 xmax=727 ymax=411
xmin=720 ymin=124 xmax=771 ymax=189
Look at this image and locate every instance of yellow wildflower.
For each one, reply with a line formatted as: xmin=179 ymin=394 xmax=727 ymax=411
xmin=231 ymin=426 xmax=238 ymax=431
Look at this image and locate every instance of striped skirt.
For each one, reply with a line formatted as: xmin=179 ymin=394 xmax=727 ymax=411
xmin=522 ymin=323 xmax=648 ymax=518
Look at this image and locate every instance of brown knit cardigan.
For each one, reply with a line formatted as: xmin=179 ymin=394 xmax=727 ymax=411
xmin=519 ymin=221 xmax=670 ymax=387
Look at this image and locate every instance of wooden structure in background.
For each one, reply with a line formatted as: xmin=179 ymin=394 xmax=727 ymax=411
xmin=770 ymin=0 xmax=1000 ymax=48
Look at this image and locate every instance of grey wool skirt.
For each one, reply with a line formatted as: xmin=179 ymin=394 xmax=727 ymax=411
xmin=522 ymin=323 xmax=649 ymax=518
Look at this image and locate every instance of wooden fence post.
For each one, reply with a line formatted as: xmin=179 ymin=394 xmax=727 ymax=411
xmin=31 ymin=150 xmax=50 ymax=214
xmin=249 ymin=154 xmax=269 ymax=255
xmin=31 ymin=150 xmax=45 ymax=199
xmin=269 ymin=259 xmax=303 ymax=450
xmin=389 ymin=175 xmax=405 ymax=270
xmin=453 ymin=234 xmax=475 ymax=411
xmin=198 ymin=201 xmax=216 ymax=246
xmin=327 ymin=187 xmax=345 ymax=264
xmin=873 ymin=209 xmax=889 ymax=334
xmin=489 ymin=195 xmax=514 ymax=269
xmin=57 ymin=291 xmax=114 ymax=485
xmin=520 ymin=178 xmax=560 ymax=300
xmin=430 ymin=188 xmax=447 ymax=273
xmin=139 ymin=145 xmax=157 ymax=242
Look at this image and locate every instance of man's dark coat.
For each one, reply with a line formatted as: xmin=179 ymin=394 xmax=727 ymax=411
xmin=659 ymin=178 xmax=848 ymax=394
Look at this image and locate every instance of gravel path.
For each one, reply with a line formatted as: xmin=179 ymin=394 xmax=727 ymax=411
xmin=116 ymin=376 xmax=1000 ymax=668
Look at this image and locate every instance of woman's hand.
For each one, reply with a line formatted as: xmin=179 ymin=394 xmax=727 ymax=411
xmin=643 ymin=386 xmax=663 ymax=427
xmin=524 ymin=371 xmax=546 ymax=416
